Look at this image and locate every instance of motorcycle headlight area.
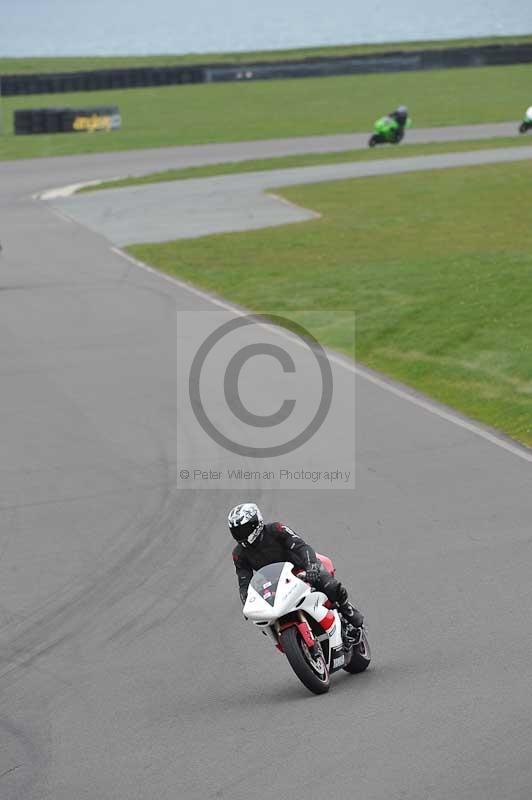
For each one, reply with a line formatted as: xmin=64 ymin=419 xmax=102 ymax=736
xmin=243 ymin=590 xmax=276 ymax=623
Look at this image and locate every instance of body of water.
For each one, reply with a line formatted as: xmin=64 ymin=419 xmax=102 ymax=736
xmin=2 ymin=0 xmax=532 ymax=58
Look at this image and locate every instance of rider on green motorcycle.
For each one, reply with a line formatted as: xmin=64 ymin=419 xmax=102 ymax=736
xmin=369 ymin=105 xmax=411 ymax=147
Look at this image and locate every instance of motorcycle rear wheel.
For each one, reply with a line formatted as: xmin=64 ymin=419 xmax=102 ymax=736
xmin=281 ymin=626 xmax=330 ymax=695
xmin=343 ymin=628 xmax=371 ymax=673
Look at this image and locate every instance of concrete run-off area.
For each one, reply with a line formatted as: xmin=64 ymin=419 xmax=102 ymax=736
xmin=50 ymin=142 xmax=532 ymax=244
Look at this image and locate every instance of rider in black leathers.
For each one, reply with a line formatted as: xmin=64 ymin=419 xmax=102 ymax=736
xmin=387 ymin=105 xmax=409 ymax=142
xmin=229 ymin=503 xmax=364 ymax=632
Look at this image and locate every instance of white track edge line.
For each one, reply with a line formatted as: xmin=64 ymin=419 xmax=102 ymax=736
xmin=111 ymin=246 xmax=532 ymax=465
xmin=37 ymin=178 xmax=120 ymax=200
xmin=50 ymin=209 xmax=73 ymax=224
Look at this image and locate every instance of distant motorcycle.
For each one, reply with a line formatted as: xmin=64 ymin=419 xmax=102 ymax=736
xmin=369 ymin=115 xmax=411 ymax=147
xmin=518 ymin=107 xmax=532 ymax=134
xmin=243 ymin=558 xmax=371 ymax=695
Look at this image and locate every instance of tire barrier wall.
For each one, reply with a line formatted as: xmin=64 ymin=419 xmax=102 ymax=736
xmin=2 ymin=43 xmax=532 ymax=97
xmin=14 ymin=106 xmax=121 ymax=135
xmin=2 ymin=66 xmax=204 ymax=96
xmin=205 ymin=43 xmax=532 ymax=82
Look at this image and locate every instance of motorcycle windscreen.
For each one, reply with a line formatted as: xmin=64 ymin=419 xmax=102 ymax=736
xmin=249 ymin=562 xmax=287 ymax=607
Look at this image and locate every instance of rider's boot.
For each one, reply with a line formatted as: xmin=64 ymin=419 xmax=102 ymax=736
xmin=339 ymin=603 xmax=364 ymax=647
xmin=340 ymin=602 xmax=364 ymax=628
xmin=335 ymin=583 xmax=363 ymax=628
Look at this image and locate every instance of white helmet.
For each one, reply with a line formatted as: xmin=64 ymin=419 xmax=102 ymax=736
xmin=228 ymin=502 xmax=264 ymax=546
xmin=525 ymin=106 xmax=532 ymax=122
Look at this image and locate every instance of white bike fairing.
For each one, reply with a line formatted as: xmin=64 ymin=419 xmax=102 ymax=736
xmin=243 ymin=561 xmax=344 ymax=662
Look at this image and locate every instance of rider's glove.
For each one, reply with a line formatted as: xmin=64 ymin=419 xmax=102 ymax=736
xmin=304 ymin=562 xmax=321 ymax=585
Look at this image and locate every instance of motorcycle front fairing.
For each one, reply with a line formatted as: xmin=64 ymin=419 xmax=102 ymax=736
xmin=243 ymin=562 xmax=309 ymax=625
xmin=242 ymin=562 xmax=345 ymax=670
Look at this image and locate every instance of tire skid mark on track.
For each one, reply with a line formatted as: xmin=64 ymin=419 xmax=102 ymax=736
xmin=0 ymin=431 xmax=173 ymax=681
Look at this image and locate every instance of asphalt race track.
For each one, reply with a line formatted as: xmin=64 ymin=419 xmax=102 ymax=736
xmin=1 ymin=124 xmax=532 ymax=800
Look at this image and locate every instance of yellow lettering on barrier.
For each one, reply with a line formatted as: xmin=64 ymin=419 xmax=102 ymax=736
xmin=72 ymin=114 xmax=112 ymax=132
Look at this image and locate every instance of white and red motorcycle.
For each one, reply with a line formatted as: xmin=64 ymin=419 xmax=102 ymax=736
xmin=243 ymin=556 xmax=371 ymax=695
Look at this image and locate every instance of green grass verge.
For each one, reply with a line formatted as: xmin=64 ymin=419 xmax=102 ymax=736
xmin=0 ymin=64 xmax=529 ymax=162
xmin=2 ymin=34 xmax=532 ymax=74
xmin=128 ymin=161 xmax=532 ymax=447
xmin=78 ymin=136 xmax=532 ymax=192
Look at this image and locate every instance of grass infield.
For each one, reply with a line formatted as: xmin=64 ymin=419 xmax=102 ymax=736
xmin=128 ymin=160 xmax=532 ymax=446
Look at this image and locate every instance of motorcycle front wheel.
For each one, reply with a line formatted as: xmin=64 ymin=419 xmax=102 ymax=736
xmin=343 ymin=628 xmax=371 ymax=674
xmin=519 ymin=122 xmax=529 ymax=134
xmin=368 ymin=135 xmax=379 ymax=147
xmin=281 ymin=626 xmax=330 ymax=695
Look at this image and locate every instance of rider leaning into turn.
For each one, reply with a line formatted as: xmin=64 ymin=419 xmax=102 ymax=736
xmin=389 ymin=105 xmax=409 ymax=129
xmin=228 ymin=503 xmax=364 ymax=638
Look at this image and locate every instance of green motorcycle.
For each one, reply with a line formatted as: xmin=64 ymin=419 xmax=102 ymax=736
xmin=368 ymin=115 xmax=411 ymax=147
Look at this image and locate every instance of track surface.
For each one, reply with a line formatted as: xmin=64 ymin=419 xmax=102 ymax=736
xmin=1 ymin=125 xmax=531 ymax=800
xmin=53 ymin=145 xmax=532 ymax=243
